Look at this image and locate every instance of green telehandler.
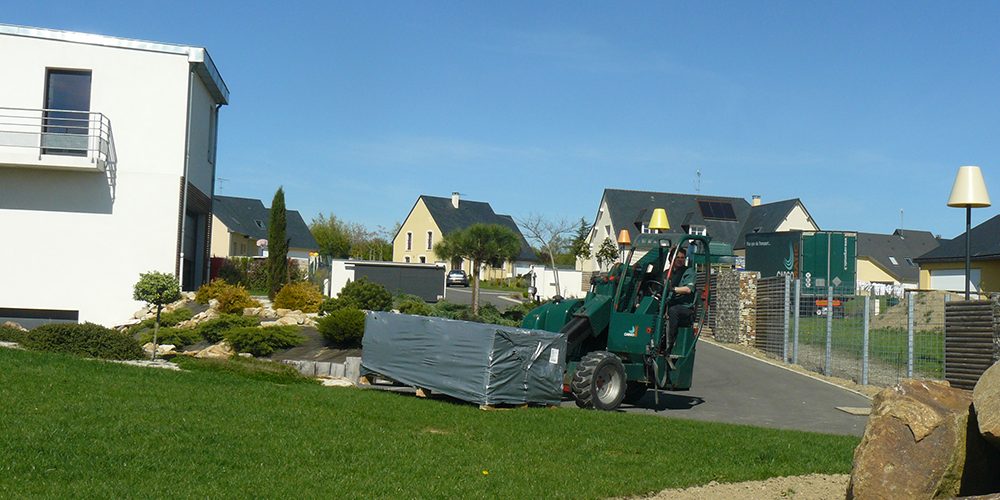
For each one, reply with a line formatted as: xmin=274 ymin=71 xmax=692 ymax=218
xmin=521 ymin=230 xmax=733 ymax=410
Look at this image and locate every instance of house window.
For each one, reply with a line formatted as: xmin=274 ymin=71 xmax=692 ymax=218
xmin=254 ymin=220 xmax=264 ymax=229
xmin=605 ymin=225 xmax=611 ymax=236
xmin=419 ymin=256 xmax=426 ymax=263
xmin=641 ymin=224 xmax=650 ymax=234
xmin=426 ymin=231 xmax=433 ymax=250
xmin=689 ymin=225 xmax=707 ymax=236
xmin=889 ymin=256 xmax=898 ymax=265
xmin=43 ymin=69 xmax=92 ymax=156
xmin=905 ymin=257 xmax=915 ymax=266
xmin=406 ymin=232 xmax=413 ymax=250
xmin=404 ymin=256 xmax=411 ymax=263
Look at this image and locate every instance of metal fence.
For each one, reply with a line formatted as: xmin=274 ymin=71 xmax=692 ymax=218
xmin=715 ymin=274 xmax=950 ymax=387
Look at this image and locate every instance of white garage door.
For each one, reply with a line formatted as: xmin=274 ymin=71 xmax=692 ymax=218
xmin=929 ymin=268 xmax=981 ymax=293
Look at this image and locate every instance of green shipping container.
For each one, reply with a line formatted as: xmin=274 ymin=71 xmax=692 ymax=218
xmin=744 ymin=231 xmax=857 ymax=294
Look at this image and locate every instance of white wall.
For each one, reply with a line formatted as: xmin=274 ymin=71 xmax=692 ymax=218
xmin=527 ymin=265 xmax=583 ymax=301
xmin=0 ymin=33 xmax=218 ymax=326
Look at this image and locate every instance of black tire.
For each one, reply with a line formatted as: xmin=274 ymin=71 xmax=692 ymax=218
xmin=622 ymin=382 xmax=647 ymax=405
xmin=571 ymin=351 xmax=627 ymax=411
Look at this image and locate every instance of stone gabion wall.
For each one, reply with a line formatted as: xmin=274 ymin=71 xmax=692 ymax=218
xmin=713 ymin=268 xmax=740 ymax=343
xmin=738 ymin=271 xmax=760 ymax=346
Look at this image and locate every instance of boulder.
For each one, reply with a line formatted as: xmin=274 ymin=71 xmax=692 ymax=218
xmin=272 ymin=316 xmax=300 ymax=327
xmin=142 ymin=343 xmax=177 ymax=357
xmin=243 ymin=307 xmax=262 ymax=317
xmin=208 ymin=298 xmax=220 ymax=310
xmin=1 ymin=321 xmax=27 ymax=332
xmin=194 ymin=341 xmax=234 ymax=359
xmin=847 ymin=379 xmax=1000 ymax=499
xmin=973 ymin=362 xmax=1000 ymax=448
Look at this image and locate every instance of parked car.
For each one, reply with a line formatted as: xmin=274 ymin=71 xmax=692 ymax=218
xmin=447 ymin=269 xmax=469 ymax=287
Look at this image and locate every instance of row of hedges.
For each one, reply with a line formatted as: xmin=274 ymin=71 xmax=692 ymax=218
xmin=0 ymin=323 xmax=142 ymax=360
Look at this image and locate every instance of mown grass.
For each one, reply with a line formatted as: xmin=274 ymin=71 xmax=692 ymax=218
xmin=796 ymin=317 xmax=944 ymax=378
xmin=0 ymin=348 xmax=859 ymax=498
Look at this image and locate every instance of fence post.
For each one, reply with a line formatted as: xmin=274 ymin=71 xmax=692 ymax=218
xmin=863 ymin=295 xmax=870 ymax=385
xmin=907 ymin=291 xmax=915 ymax=378
xmin=793 ymin=279 xmax=801 ymax=365
xmin=826 ymin=286 xmax=833 ymax=376
xmin=783 ymin=275 xmax=790 ymax=363
xmin=943 ymin=293 xmax=950 ymax=380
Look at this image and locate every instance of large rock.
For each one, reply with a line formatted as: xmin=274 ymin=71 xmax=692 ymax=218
xmin=142 ymin=343 xmax=177 ymax=357
xmin=848 ymin=379 xmax=1000 ymax=499
xmin=194 ymin=341 xmax=234 ymax=359
xmin=974 ymin=361 xmax=1000 ymax=448
xmin=1 ymin=321 xmax=27 ymax=332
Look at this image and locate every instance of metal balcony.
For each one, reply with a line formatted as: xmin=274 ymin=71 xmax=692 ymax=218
xmin=0 ymin=106 xmax=116 ymax=172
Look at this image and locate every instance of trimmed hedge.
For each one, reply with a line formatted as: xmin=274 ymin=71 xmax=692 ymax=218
xmin=20 ymin=323 xmax=143 ymax=360
xmin=319 ymin=278 xmax=391 ymax=314
xmin=138 ymin=327 xmax=202 ymax=348
xmin=197 ymin=315 xmax=260 ymax=343
xmin=224 ymin=326 xmax=304 ymax=357
xmin=317 ymin=307 xmax=366 ymax=345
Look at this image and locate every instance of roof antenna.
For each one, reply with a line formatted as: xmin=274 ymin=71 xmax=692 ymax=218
xmin=899 ymin=209 xmax=903 ymax=231
xmin=695 ymin=169 xmax=701 ymax=194
xmin=216 ymin=177 xmax=229 ymax=193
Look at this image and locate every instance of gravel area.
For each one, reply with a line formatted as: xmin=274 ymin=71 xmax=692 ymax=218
xmin=636 ymin=474 xmax=848 ymax=500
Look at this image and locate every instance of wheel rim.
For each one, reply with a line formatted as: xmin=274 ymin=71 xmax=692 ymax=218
xmin=594 ymin=364 xmax=623 ymax=404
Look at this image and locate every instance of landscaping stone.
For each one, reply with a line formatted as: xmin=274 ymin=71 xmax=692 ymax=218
xmin=848 ymin=379 xmax=1000 ymax=499
xmin=142 ymin=343 xmax=177 ymax=357
xmin=320 ymin=377 xmax=354 ymax=387
xmin=243 ymin=307 xmax=261 ymax=317
xmin=194 ymin=341 xmax=234 ymax=359
xmin=973 ymin=362 xmax=1000 ymax=449
xmin=1 ymin=321 xmax=27 ymax=332
xmin=315 ymin=361 xmax=332 ymax=376
xmin=345 ymin=356 xmax=361 ymax=383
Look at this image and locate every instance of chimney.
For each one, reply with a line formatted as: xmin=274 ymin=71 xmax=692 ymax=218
xmin=451 ymin=192 xmax=460 ymax=209
xmin=752 ymin=194 xmax=762 ymax=207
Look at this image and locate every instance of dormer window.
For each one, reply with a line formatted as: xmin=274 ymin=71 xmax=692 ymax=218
xmin=254 ymin=220 xmax=264 ymax=229
xmin=888 ymin=256 xmax=898 ymax=265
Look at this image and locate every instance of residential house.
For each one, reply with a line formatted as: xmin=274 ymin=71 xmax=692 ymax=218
xmin=732 ymin=197 xmax=819 ymax=256
xmin=915 ymin=214 xmax=1000 ymax=295
xmin=210 ymin=195 xmax=319 ymax=263
xmin=0 ymin=24 xmax=228 ymax=327
xmin=392 ymin=192 xmax=536 ymax=277
xmin=856 ymin=230 xmax=939 ymax=290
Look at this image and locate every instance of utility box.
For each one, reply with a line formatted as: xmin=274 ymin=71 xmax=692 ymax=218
xmin=744 ymin=231 xmax=857 ymax=294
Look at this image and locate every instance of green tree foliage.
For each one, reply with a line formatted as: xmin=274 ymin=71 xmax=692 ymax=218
xmin=319 ymin=277 xmax=392 ymax=313
xmin=310 ymin=214 xmax=395 ymax=261
xmin=595 ymin=237 xmax=621 ymax=271
xmin=310 ymin=213 xmax=352 ymax=259
xmin=433 ymin=224 xmax=521 ymax=314
xmin=133 ymin=271 xmax=182 ymax=360
xmin=570 ymin=218 xmax=592 ymax=261
xmin=268 ymin=187 xmax=289 ymax=299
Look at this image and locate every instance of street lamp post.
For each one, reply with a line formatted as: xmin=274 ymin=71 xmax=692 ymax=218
xmin=947 ymin=166 xmax=991 ymax=300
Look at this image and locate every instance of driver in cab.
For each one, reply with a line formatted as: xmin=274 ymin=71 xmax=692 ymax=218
xmin=664 ymin=246 xmax=696 ymax=356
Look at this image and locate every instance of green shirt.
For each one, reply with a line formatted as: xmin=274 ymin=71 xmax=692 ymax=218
xmin=667 ymin=266 xmax=697 ymax=308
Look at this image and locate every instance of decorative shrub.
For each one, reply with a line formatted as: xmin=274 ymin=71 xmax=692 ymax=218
xmin=138 ymin=327 xmax=202 ymax=348
xmin=21 ymin=323 xmax=143 ymax=360
xmin=397 ymin=300 xmax=432 ymax=316
xmin=197 ymin=315 xmax=260 ymax=343
xmin=128 ymin=308 xmax=194 ymax=335
xmin=318 ymin=297 xmax=347 ymax=316
xmin=273 ymin=282 xmax=323 ymax=313
xmin=216 ymin=285 xmax=261 ymax=314
xmin=216 ymin=259 xmax=244 ymax=286
xmin=338 ymin=278 xmax=392 ymax=311
xmin=0 ymin=325 xmax=27 ymax=344
xmin=195 ymin=279 xmax=232 ymax=304
xmin=224 ymin=326 xmax=304 ymax=357
xmin=317 ymin=307 xmax=366 ymax=345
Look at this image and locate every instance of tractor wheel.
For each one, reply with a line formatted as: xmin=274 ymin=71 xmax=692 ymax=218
xmin=571 ymin=351 xmax=627 ymax=411
xmin=622 ymin=382 xmax=648 ymax=405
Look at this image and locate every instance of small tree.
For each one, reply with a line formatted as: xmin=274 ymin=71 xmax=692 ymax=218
xmin=434 ymin=224 xmax=521 ymax=315
xmin=517 ymin=214 xmax=576 ymax=296
xmin=268 ymin=187 xmax=289 ymax=299
xmin=595 ymin=237 xmax=620 ymax=271
xmin=133 ymin=271 xmax=181 ymax=360
xmin=570 ymin=218 xmax=593 ymax=263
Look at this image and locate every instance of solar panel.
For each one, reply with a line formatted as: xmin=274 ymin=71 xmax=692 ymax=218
xmin=698 ymin=200 xmax=737 ymax=220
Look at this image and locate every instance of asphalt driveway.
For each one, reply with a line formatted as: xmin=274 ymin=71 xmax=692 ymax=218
xmin=443 ymin=286 xmax=523 ymax=309
xmin=605 ymin=340 xmax=872 ymax=436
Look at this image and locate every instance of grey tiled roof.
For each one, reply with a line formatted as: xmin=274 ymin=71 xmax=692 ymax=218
xmin=420 ymin=196 xmax=537 ymax=262
xmin=734 ymin=199 xmax=813 ymax=249
xmin=600 ymin=189 xmax=752 ymax=247
xmin=915 ymin=214 xmax=1000 ymax=263
xmin=857 ymin=229 xmax=940 ymax=283
xmin=213 ymin=195 xmax=319 ymax=251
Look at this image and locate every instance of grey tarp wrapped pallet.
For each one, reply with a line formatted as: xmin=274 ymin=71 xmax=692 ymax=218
xmin=362 ymin=312 xmax=567 ymax=405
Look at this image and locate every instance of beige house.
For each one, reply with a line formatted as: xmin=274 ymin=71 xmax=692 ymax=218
xmin=210 ymin=195 xmax=319 ymax=262
xmin=855 ymin=230 xmax=939 ymax=289
xmin=393 ymin=193 xmax=535 ymax=278
xmin=915 ymin=214 xmax=1000 ymax=295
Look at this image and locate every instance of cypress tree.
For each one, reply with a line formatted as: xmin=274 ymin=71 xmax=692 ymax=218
xmin=267 ymin=186 xmax=289 ymax=299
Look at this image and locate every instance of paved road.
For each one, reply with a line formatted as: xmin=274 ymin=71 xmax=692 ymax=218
xmin=443 ymin=286 xmax=524 ymax=309
xmin=585 ymin=341 xmax=872 ymax=436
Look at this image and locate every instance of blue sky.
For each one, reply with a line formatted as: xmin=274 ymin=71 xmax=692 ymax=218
xmin=7 ymin=1 xmax=1000 ymax=239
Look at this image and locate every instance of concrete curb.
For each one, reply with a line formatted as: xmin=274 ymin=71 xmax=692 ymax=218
xmin=701 ymin=337 xmax=874 ymax=401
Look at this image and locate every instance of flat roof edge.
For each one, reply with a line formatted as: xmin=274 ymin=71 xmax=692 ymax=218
xmin=0 ymin=23 xmax=229 ymax=105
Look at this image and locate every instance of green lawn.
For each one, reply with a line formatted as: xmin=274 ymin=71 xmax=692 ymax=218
xmin=0 ymin=348 xmax=859 ymax=498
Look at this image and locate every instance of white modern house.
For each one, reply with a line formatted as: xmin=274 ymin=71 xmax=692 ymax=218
xmin=0 ymin=24 xmax=228 ymax=327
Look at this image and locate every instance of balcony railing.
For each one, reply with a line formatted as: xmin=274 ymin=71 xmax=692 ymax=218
xmin=0 ymin=106 xmax=116 ymax=171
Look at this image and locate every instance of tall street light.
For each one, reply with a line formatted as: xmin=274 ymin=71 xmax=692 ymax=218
xmin=947 ymin=166 xmax=991 ymax=300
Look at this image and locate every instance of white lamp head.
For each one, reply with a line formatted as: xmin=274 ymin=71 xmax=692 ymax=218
xmin=948 ymin=166 xmax=991 ymax=208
